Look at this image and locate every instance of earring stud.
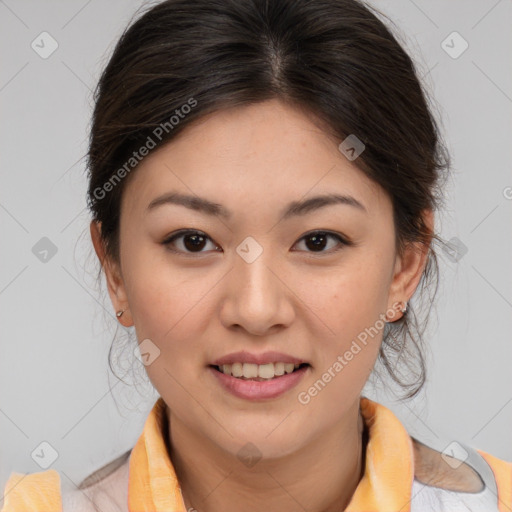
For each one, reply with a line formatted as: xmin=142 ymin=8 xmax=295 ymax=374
xmin=385 ymin=301 xmax=408 ymax=323
xmin=116 ymin=309 xmax=126 ymax=318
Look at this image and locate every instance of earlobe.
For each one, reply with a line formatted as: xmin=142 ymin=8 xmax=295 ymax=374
xmin=90 ymin=220 xmax=132 ymax=325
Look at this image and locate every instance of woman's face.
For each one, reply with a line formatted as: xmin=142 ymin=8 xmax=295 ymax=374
xmin=94 ymin=98 xmax=426 ymax=458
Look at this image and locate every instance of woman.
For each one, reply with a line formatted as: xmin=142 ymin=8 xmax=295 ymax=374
xmin=2 ymin=0 xmax=511 ymax=510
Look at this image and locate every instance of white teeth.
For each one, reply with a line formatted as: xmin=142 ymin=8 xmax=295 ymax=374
xmin=284 ymin=363 xmax=295 ymax=374
xmin=218 ymin=362 xmax=305 ymax=379
xmin=274 ymin=362 xmax=285 ymax=376
xmin=243 ymin=363 xmax=258 ymax=378
xmin=258 ymin=363 xmax=274 ymax=379
xmin=231 ymin=362 xmax=243 ymax=377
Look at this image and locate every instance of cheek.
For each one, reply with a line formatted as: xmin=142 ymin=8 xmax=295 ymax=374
xmin=295 ymin=281 xmax=387 ymax=416
xmin=299 ymin=248 xmax=394 ymax=372
xmin=128 ymin=272 xmax=212 ymax=344
xmin=120 ymin=242 xmax=203 ymax=342
xmin=305 ymin=251 xmax=393 ymax=328
xmin=125 ymin=265 xmax=213 ymax=394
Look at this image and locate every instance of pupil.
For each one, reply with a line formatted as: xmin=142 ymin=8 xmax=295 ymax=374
xmin=306 ymin=233 xmax=327 ymax=251
xmin=184 ymin=234 xmax=206 ymax=252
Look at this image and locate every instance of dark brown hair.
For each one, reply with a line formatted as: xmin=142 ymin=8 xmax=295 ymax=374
xmin=87 ymin=0 xmax=450 ymax=399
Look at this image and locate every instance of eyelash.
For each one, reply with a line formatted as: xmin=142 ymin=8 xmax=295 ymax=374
xmin=161 ymin=229 xmax=352 ymax=256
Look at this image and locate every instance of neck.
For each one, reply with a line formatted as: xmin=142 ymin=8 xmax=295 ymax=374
xmin=166 ymin=399 xmax=367 ymax=512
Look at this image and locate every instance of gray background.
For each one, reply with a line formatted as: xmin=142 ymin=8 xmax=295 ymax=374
xmin=1 ymin=0 xmax=511 ymax=498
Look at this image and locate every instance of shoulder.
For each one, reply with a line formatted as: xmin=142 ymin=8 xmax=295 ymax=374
xmin=77 ymin=449 xmax=131 ymax=490
xmin=1 ymin=450 xmax=132 ymax=512
xmin=409 ymin=437 xmax=512 ymax=511
xmin=412 ymin=437 xmax=485 ymax=492
xmin=62 ymin=450 xmax=132 ymax=511
xmin=1 ymin=469 xmax=62 ymax=512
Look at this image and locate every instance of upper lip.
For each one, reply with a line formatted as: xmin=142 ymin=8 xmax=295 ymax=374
xmin=210 ymin=351 xmax=308 ymax=366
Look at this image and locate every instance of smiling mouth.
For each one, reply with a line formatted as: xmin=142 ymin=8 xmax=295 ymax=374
xmin=210 ymin=362 xmax=310 ymax=381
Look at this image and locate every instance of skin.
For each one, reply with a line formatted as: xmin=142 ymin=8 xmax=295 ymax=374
xmin=91 ymin=98 xmax=432 ymax=512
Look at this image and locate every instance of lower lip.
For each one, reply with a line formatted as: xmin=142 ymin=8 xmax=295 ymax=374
xmin=208 ymin=365 xmax=309 ymax=400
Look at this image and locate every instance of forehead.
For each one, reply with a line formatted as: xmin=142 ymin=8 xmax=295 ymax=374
xmin=121 ymin=99 xmax=389 ymax=219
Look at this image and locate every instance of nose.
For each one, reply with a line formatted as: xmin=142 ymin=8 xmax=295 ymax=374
xmin=219 ymin=246 xmax=295 ymax=336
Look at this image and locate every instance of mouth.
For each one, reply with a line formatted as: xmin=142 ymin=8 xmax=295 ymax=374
xmin=209 ymin=362 xmax=311 ymax=381
xmin=208 ymin=361 xmax=311 ymax=400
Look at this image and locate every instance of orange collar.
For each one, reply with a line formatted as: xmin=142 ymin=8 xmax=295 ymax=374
xmin=127 ymin=396 xmax=414 ymax=512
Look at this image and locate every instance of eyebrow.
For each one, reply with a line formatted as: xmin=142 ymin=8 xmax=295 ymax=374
xmin=145 ymin=191 xmax=367 ymax=219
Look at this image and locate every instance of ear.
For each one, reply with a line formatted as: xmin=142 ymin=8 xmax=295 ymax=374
xmin=387 ymin=209 xmax=434 ymax=315
xmin=90 ymin=220 xmax=132 ymax=326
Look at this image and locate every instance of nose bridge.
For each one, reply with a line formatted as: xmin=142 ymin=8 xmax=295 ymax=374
xmin=224 ymin=235 xmax=291 ymax=331
xmin=234 ymin=237 xmax=278 ymax=304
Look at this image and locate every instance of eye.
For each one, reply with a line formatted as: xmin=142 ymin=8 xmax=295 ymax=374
xmin=162 ymin=229 xmax=350 ymax=255
xmin=293 ymin=231 xmax=351 ymax=254
xmin=162 ymin=229 xmax=220 ymax=254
